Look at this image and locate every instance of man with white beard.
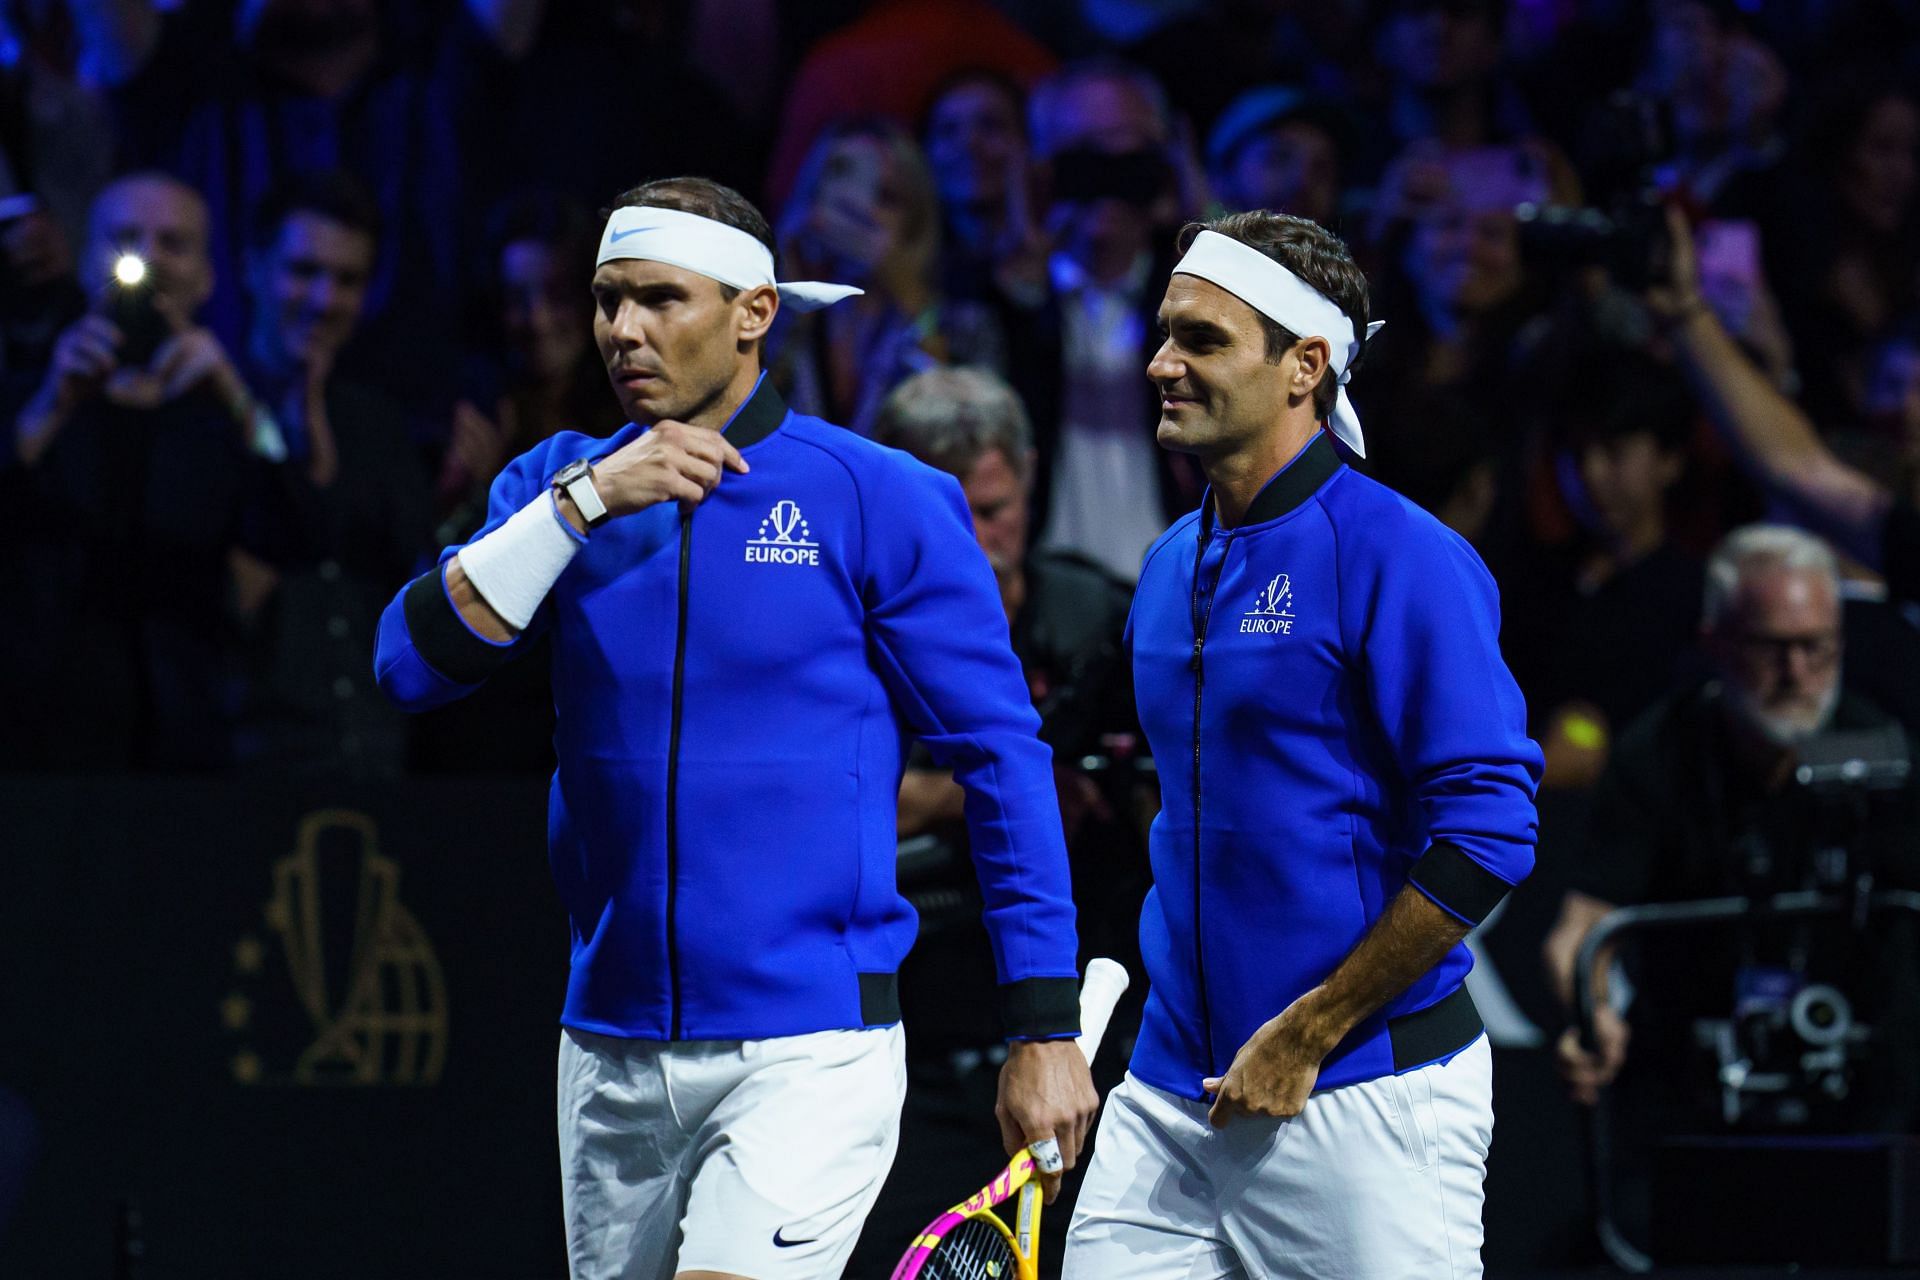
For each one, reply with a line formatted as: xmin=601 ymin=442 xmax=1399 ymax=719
xmin=1543 ymin=523 xmax=1920 ymax=1126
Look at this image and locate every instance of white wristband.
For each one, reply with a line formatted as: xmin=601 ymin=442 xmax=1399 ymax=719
xmin=456 ymin=491 xmax=584 ymax=630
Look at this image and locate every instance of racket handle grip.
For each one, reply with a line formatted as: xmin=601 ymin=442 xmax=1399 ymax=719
xmin=1076 ymin=957 xmax=1130 ymax=1066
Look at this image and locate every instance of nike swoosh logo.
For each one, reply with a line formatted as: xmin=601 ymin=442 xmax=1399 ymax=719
xmin=772 ymin=1228 xmax=817 ymax=1248
xmin=609 ymin=227 xmax=651 ymax=242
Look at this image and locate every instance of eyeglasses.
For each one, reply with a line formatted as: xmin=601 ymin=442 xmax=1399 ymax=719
xmin=1728 ymin=630 xmax=1842 ymax=671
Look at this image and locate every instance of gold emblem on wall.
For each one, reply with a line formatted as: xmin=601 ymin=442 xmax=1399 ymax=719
xmin=225 ymin=810 xmax=448 ymax=1086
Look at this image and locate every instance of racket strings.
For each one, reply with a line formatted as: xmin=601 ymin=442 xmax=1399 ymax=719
xmin=920 ymin=1214 xmax=1019 ymax=1280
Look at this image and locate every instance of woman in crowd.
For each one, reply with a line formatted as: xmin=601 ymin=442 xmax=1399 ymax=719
xmin=770 ymin=118 xmax=1004 ymax=437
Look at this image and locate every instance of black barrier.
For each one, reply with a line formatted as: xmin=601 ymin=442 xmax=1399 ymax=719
xmin=0 ymin=777 xmax=567 ymax=1278
xmin=0 ymin=778 xmax=1602 ymax=1278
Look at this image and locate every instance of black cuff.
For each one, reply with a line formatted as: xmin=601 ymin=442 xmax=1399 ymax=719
xmin=998 ymin=977 xmax=1081 ymax=1039
xmin=1408 ymin=841 xmax=1512 ymax=925
xmin=401 ymin=567 xmax=518 ymax=686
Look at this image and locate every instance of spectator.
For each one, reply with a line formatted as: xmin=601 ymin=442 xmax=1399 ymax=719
xmin=1369 ymin=0 xmax=1543 ymax=175
xmin=0 ymin=172 xmax=282 ymax=770
xmin=875 ymin=365 xmax=1143 ymax=1059
xmin=1206 ymin=85 xmax=1351 ymax=228
xmin=228 ymin=171 xmax=432 ymax=777
xmin=479 ymin=1 xmax=749 ymax=216
xmin=437 ymin=193 xmax=620 ymax=539
xmin=1368 ymin=392 xmax=1499 ymax=547
xmin=921 ymin=69 xmax=1047 ymax=307
xmin=1649 ymin=207 xmax=1920 ymax=609
xmin=1762 ymin=78 xmax=1920 ymax=425
xmin=1635 ymin=0 xmax=1790 ymax=213
xmin=1364 ymin=144 xmax=1562 ymax=447
xmin=1505 ymin=349 xmax=1707 ymax=787
xmin=770 ymin=118 xmax=1002 ymax=437
xmin=1015 ymin=57 xmax=1200 ymax=581
xmin=1543 ymin=524 xmax=1920 ymax=1133
xmin=117 ymin=0 xmax=542 ymax=412
xmin=0 ymin=0 xmax=158 ymax=253
xmin=412 ymin=192 xmax=619 ymax=777
xmin=763 ymin=0 xmax=1057 ymax=203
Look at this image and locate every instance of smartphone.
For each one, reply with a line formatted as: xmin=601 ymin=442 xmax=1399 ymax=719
xmin=1694 ymin=218 xmax=1762 ymax=332
xmin=101 ymin=252 xmax=169 ymax=367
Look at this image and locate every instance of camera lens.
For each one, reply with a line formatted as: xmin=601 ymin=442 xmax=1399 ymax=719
xmin=1789 ymin=985 xmax=1852 ymax=1047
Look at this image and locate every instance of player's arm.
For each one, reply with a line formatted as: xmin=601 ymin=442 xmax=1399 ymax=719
xmin=1208 ymin=514 xmax=1542 ymax=1124
xmin=1654 ymin=207 xmax=1892 ymax=568
xmin=375 ymin=423 xmax=745 ymax=709
xmin=860 ymin=462 xmax=1097 ymax=1194
xmin=1205 ymin=886 xmax=1469 ymax=1125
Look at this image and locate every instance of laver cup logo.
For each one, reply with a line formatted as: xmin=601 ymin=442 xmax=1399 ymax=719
xmin=225 ymin=810 xmax=448 ymax=1087
xmin=746 ymin=498 xmax=821 ymax=565
xmin=1241 ymin=573 xmax=1296 ymax=634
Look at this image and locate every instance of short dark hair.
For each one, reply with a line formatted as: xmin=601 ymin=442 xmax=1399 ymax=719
xmin=602 ymin=176 xmax=777 ymax=301
xmin=251 ymin=170 xmax=380 ymax=251
xmin=1176 ymin=210 xmax=1370 ymax=421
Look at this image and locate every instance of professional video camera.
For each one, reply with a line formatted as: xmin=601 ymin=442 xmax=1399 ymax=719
xmin=1514 ymin=92 xmax=1673 ymax=291
xmin=1687 ymin=726 xmax=1912 ymax=1129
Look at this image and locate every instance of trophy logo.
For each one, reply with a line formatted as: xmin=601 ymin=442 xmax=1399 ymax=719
xmin=746 ymin=499 xmax=821 ymax=565
xmin=225 ymin=810 xmax=448 ymax=1087
xmin=1241 ymin=572 xmax=1296 ymax=635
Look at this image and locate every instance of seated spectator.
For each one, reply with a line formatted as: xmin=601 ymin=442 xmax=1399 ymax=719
xmin=874 ymin=366 xmax=1143 ymax=1060
xmin=770 ymin=118 xmax=1002 ymax=437
xmin=228 ymin=171 xmax=432 ymax=777
xmin=1206 ymin=85 xmax=1350 ymax=228
xmin=0 ymin=172 xmax=282 ymax=769
xmin=1543 ymin=524 xmax=1920 ymax=1133
xmin=921 ymin=69 xmax=1048 ymax=307
xmin=1504 ymin=350 xmax=1707 ymax=785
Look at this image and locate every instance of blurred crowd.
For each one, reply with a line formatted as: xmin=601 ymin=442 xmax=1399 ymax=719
xmin=2 ymin=0 xmax=1920 ymax=1125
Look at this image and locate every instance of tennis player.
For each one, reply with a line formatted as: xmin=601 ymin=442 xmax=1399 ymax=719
xmin=1063 ymin=211 xmax=1543 ymax=1278
xmin=374 ymin=177 xmax=1097 ymax=1280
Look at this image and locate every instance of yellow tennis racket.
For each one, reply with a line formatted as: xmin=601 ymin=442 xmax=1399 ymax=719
xmin=889 ymin=958 xmax=1129 ymax=1280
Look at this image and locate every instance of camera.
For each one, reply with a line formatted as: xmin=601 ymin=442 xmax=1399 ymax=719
xmin=1513 ymin=92 xmax=1672 ymax=291
xmin=1690 ymin=726 xmax=1911 ymax=1128
xmin=102 ymin=251 xmax=169 ymax=367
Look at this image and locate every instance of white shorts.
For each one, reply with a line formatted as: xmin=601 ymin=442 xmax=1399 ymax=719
xmin=1065 ymin=1035 xmax=1494 ymax=1280
xmin=557 ymin=1023 xmax=907 ymax=1280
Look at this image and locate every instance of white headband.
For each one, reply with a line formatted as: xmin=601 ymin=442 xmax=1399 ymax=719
xmin=1172 ymin=229 xmax=1385 ymax=457
xmin=595 ymin=206 xmax=863 ymax=313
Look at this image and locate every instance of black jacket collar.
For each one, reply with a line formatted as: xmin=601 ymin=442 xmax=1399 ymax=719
xmin=718 ymin=372 xmax=787 ymax=448
xmin=1202 ymin=430 xmax=1343 ymax=534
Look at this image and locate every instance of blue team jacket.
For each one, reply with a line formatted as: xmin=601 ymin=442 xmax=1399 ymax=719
xmin=374 ymin=379 xmax=1082 ymax=1041
xmin=1128 ymin=431 xmax=1542 ymax=1099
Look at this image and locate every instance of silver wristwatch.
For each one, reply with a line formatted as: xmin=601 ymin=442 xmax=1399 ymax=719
xmin=552 ymin=459 xmax=610 ymax=529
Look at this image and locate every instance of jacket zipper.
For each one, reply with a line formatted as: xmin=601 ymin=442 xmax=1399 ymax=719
xmin=666 ymin=508 xmax=693 ymax=1039
xmin=1190 ymin=525 xmax=1231 ymax=1071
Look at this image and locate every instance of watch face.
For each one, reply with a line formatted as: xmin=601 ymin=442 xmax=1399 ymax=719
xmin=554 ymin=460 xmax=589 ymax=487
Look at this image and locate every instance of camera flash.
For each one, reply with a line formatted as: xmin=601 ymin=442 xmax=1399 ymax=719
xmin=113 ymin=253 xmax=147 ymax=287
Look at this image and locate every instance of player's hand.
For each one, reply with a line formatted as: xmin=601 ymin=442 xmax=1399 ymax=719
xmin=1203 ymin=996 xmax=1339 ymax=1127
xmin=1555 ymin=1005 xmax=1630 ymax=1106
xmin=996 ymin=1038 xmax=1099 ymax=1204
xmin=592 ymin=420 xmax=750 ymax=518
